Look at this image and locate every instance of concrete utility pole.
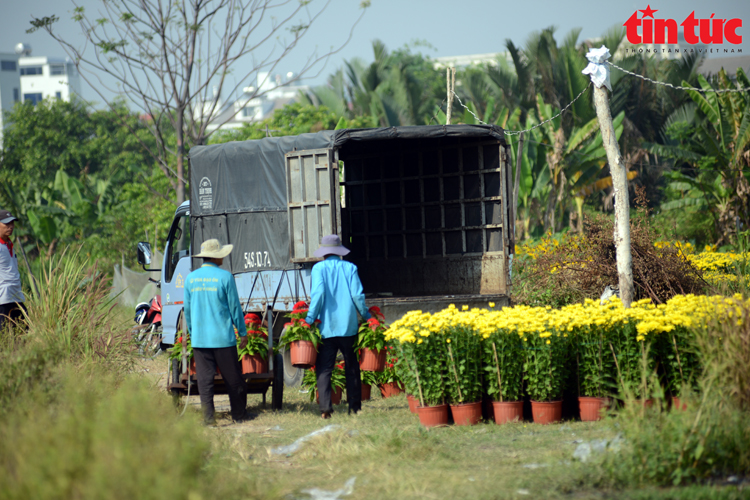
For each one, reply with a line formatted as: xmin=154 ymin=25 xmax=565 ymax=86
xmin=446 ymin=67 xmax=456 ymax=125
xmin=583 ymin=46 xmax=634 ymax=307
xmin=512 ymin=132 xmax=525 ymax=239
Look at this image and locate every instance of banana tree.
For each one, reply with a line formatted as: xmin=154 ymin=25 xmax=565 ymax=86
xmin=534 ymin=94 xmax=624 ymax=232
xmin=649 ymin=68 xmax=750 ymax=244
xmin=0 ymin=168 xmax=115 ymax=256
xmin=566 ymin=111 xmax=626 ymax=231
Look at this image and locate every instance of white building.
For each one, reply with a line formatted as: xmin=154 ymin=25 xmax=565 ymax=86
xmin=0 ymin=52 xmax=21 ymax=146
xmin=19 ymin=55 xmax=82 ymax=104
xmin=205 ymin=71 xmax=309 ymax=133
xmin=433 ymin=52 xmax=513 ymax=69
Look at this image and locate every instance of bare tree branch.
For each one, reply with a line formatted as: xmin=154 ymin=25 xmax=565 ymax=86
xmin=32 ymin=0 xmax=370 ymax=204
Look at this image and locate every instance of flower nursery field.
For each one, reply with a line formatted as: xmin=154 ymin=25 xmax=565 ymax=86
xmin=143 ymin=357 xmax=746 ymax=500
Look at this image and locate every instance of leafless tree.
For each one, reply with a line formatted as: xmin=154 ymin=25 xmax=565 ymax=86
xmin=30 ymin=0 xmax=370 ymax=204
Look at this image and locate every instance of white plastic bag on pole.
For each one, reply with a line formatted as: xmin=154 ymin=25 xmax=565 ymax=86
xmin=581 ymin=46 xmax=612 ymax=91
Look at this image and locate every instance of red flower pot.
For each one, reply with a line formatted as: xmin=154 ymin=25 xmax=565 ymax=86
xmin=672 ymin=396 xmax=687 ymax=411
xmin=531 ymin=400 xmax=563 ymax=425
xmin=492 ymin=401 xmax=524 ymax=424
xmin=378 ymin=382 xmax=403 ymax=398
xmin=450 ymin=401 xmax=482 ymax=426
xmin=290 ymin=340 xmax=317 ymax=368
xmin=316 ymin=386 xmax=343 ymax=405
xmin=407 ymin=394 xmax=418 ymax=413
xmin=579 ymin=397 xmax=609 ymax=422
xmin=635 ymin=398 xmax=654 ymax=408
xmin=361 ymin=384 xmax=371 ymax=401
xmin=359 ymin=348 xmax=386 ymax=371
xmin=416 ymin=403 xmax=449 ymax=428
xmin=241 ymin=353 xmax=268 ymax=374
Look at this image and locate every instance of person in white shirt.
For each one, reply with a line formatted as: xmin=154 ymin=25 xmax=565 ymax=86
xmin=0 ymin=210 xmax=26 ymax=332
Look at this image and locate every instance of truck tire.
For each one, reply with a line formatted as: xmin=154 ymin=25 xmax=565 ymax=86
xmin=279 ymin=327 xmax=305 ymax=387
xmin=271 ymin=353 xmax=284 ymax=411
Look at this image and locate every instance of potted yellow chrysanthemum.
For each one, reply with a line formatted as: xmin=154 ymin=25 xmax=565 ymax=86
xmin=524 ymin=330 xmax=568 ymax=424
xmin=483 ymin=325 xmax=525 ymax=424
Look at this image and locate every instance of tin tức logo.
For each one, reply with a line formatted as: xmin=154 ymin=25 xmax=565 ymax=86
xmin=624 ymin=5 xmax=742 ymax=45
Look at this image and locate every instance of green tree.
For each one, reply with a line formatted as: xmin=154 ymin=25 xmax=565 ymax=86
xmin=31 ymin=1 xmax=369 ymax=205
xmin=210 ymin=103 xmax=348 ymax=143
xmin=649 ymin=69 xmax=750 ymax=244
xmin=0 ymin=97 xmax=173 ymax=267
xmin=302 ymin=40 xmax=444 ymax=126
xmin=1 ymin=98 xmax=154 ymax=187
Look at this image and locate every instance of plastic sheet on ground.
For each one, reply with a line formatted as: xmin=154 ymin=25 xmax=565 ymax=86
xmin=572 ymin=435 xmax=624 ymax=463
xmin=270 ymin=424 xmax=340 ymax=456
xmin=297 ymin=477 xmax=356 ymax=500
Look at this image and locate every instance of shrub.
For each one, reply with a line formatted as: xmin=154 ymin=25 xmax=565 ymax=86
xmin=0 ymin=370 xmax=209 ymax=499
xmin=514 ymin=200 xmax=706 ymax=307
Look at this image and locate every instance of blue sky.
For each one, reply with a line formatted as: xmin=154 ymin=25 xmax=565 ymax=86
xmin=1 ymin=0 xmax=747 ymax=104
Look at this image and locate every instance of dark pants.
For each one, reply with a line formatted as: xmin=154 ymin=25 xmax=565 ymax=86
xmin=193 ymin=346 xmax=247 ymax=422
xmin=0 ymin=302 xmax=26 ymax=333
xmin=316 ymin=335 xmax=361 ymax=414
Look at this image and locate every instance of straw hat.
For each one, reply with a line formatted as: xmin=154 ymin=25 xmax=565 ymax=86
xmin=194 ymin=238 xmax=233 ymax=259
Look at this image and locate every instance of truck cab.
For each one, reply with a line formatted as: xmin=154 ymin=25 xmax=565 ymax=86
xmin=160 ymin=200 xmax=191 ymax=344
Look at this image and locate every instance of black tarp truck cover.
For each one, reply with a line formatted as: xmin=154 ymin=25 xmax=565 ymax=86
xmin=189 ymin=124 xmax=507 ymax=275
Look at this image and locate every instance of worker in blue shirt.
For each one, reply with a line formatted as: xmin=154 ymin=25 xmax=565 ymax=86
xmin=184 ymin=239 xmax=251 ymax=424
xmin=306 ymin=234 xmax=371 ymax=419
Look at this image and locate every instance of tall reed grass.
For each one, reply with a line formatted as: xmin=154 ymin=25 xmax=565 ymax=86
xmin=0 ymin=248 xmax=134 ymax=409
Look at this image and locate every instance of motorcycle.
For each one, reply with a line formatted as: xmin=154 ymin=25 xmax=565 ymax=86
xmin=133 ymin=294 xmax=163 ymax=357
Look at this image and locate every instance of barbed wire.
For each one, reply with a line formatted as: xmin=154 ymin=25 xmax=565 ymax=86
xmin=606 ymin=60 xmax=750 ymax=93
xmin=451 ymin=91 xmax=487 ymax=124
xmin=446 ymin=59 xmax=747 ymax=137
xmin=506 ymin=83 xmax=592 ymax=136
xmin=429 ymin=97 xmax=447 ymax=125
xmin=449 ymin=82 xmax=592 ymax=136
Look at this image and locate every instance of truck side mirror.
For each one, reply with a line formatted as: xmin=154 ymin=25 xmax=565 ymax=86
xmin=137 ymin=242 xmax=153 ymax=266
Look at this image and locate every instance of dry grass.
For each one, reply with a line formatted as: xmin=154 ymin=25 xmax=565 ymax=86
xmin=137 ymin=357 xmax=744 ymax=499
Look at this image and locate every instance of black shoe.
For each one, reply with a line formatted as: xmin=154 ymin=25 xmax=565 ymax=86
xmin=321 ymin=411 xmax=332 ymax=419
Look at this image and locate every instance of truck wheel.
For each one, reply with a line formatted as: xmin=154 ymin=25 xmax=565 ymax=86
xmin=279 ymin=327 xmax=304 ymax=387
xmin=271 ymin=353 xmax=284 ymax=411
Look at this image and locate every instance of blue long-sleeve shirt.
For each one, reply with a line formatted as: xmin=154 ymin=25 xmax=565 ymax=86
xmin=184 ymin=263 xmax=246 ymax=348
xmin=305 ymin=256 xmax=371 ymax=338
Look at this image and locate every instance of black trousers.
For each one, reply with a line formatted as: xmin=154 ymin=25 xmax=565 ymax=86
xmin=316 ymin=335 xmax=361 ymax=414
xmin=193 ymin=346 xmax=247 ymax=422
xmin=0 ymin=302 xmax=26 ymax=333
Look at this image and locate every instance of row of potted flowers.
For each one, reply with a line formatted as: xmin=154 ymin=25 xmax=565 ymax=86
xmin=386 ymin=294 xmax=750 ymax=427
xmin=279 ymin=301 xmax=394 ymax=373
xmin=169 ymin=301 xmax=397 ymax=378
